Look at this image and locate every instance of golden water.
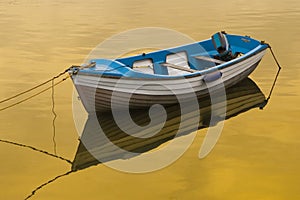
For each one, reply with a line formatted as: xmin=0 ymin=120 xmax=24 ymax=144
xmin=0 ymin=0 xmax=299 ymax=199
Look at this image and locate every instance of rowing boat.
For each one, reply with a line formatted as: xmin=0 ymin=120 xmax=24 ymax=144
xmin=69 ymin=31 xmax=269 ymax=112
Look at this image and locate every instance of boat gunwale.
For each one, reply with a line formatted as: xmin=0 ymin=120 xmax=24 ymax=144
xmin=74 ymin=45 xmax=267 ymax=80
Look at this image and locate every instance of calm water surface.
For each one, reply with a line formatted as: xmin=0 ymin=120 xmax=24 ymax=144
xmin=0 ymin=0 xmax=299 ymax=199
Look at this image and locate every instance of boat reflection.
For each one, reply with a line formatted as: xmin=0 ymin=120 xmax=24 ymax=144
xmin=72 ymin=78 xmax=266 ymax=171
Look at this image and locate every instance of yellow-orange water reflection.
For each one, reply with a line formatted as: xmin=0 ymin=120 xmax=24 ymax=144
xmin=0 ymin=0 xmax=299 ymax=199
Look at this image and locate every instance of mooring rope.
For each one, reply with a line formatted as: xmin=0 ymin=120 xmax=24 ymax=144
xmin=259 ymin=44 xmax=282 ymax=109
xmin=0 ymin=69 xmax=70 ymax=104
xmin=24 ymin=170 xmax=75 ymax=200
xmin=0 ymin=69 xmax=72 ymax=163
xmin=0 ymin=63 xmax=93 ymax=200
xmin=0 ymin=76 xmax=70 ymax=112
xmin=0 ymin=62 xmax=96 ymax=111
xmin=266 ymin=46 xmax=282 ymax=100
xmin=0 ymin=139 xmax=72 ymax=164
xmin=51 ymin=79 xmax=57 ymax=155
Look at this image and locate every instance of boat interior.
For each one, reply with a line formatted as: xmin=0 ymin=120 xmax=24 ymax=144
xmin=112 ymin=32 xmax=258 ymax=76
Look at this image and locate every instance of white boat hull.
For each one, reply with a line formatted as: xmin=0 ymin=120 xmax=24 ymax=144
xmin=72 ymin=50 xmax=266 ymax=112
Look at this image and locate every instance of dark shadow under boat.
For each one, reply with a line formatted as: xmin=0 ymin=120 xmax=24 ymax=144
xmin=72 ymin=78 xmax=266 ymax=171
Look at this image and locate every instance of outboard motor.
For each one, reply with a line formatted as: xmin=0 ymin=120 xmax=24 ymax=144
xmin=211 ymin=31 xmax=239 ymax=61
